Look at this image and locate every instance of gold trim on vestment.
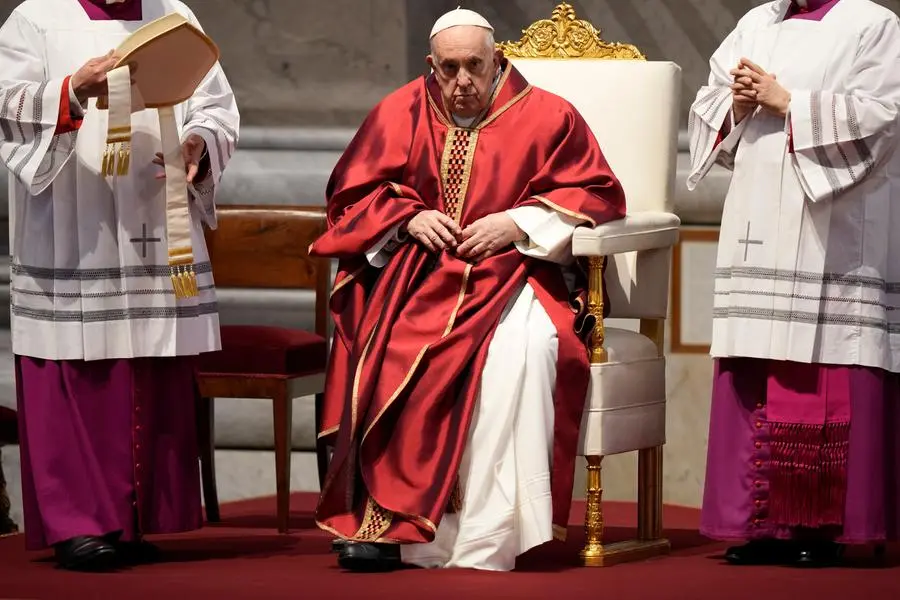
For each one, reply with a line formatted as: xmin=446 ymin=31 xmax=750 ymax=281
xmin=316 ymin=425 xmax=339 ymax=439
xmin=339 ymin=263 xmax=471 ymax=537
xmin=361 ymin=263 xmax=472 ymax=445
xmin=438 ymin=128 xmax=480 ymax=223
xmin=477 ymin=85 xmax=533 ymax=130
xmin=330 ymin=266 xmax=365 ymax=298
xmin=427 ymin=92 xmax=453 ymax=128
xmin=353 ymin=496 xmax=394 ymax=542
xmin=532 ymin=194 xmax=597 ymax=227
xmin=483 ymin=63 xmax=512 ymax=115
xmin=351 ymin=329 xmax=378 ymax=434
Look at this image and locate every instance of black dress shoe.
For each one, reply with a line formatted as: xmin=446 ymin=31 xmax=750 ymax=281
xmin=331 ymin=538 xmax=350 ymax=553
xmin=337 ymin=542 xmax=401 ymax=572
xmin=54 ymin=536 xmax=118 ymax=572
xmin=724 ymin=539 xmax=798 ymax=565
xmin=795 ymin=542 xmax=844 ymax=568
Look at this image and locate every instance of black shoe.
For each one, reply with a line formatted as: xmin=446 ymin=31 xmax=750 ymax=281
xmin=337 ymin=542 xmax=401 ymax=572
xmin=54 ymin=536 xmax=118 ymax=572
xmin=724 ymin=539 xmax=798 ymax=565
xmin=795 ymin=542 xmax=844 ymax=568
xmin=331 ymin=538 xmax=350 ymax=553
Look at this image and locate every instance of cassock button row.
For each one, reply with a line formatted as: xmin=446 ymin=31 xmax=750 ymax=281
xmin=755 ymin=441 xmax=763 ymax=449
xmin=756 ymin=403 xmax=763 ymax=410
xmin=754 ymin=480 xmax=762 ymax=488
xmin=754 ymin=499 xmax=762 ymax=507
xmin=754 ymin=460 xmax=762 ymax=468
xmin=755 ymin=421 xmax=763 ymax=429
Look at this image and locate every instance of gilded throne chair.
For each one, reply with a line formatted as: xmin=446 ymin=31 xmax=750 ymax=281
xmin=499 ymin=4 xmax=681 ymax=566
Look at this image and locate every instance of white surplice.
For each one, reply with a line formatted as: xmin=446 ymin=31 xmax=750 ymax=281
xmin=364 ymin=205 xmax=581 ymax=572
xmin=687 ymin=0 xmax=900 ymax=371
xmin=0 ymin=0 xmax=239 ymax=361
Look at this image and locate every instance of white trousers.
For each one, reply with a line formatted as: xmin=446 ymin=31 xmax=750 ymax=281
xmin=401 ymin=282 xmax=558 ymax=571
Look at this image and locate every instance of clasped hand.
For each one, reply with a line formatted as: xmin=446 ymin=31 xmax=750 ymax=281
xmin=405 ymin=210 xmax=525 ymax=262
xmin=729 ymin=58 xmax=791 ymax=122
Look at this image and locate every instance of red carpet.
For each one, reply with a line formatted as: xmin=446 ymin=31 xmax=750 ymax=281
xmin=1 ymin=494 xmax=898 ymax=600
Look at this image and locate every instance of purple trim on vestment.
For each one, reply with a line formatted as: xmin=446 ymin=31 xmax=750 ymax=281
xmin=76 ymin=0 xmax=142 ymax=21
xmin=785 ymin=0 xmax=841 ymax=21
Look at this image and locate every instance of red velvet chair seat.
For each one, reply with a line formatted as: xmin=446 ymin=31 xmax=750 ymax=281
xmin=197 ymin=325 xmax=327 ymax=378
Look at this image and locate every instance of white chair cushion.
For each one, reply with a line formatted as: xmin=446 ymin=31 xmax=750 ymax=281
xmin=509 ymin=59 xmax=681 ymax=213
xmin=578 ymin=327 xmax=667 ymax=456
xmin=571 ymin=212 xmax=680 ymax=257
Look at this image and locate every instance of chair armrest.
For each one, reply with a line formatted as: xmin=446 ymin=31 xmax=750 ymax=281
xmin=572 ymin=212 xmax=681 ymax=257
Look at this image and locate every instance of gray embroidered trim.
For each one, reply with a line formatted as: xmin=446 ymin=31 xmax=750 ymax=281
xmin=12 ymin=261 xmax=213 ymax=281
xmin=810 ymin=90 xmax=844 ymax=199
xmin=12 ymin=301 xmax=219 ymax=323
xmin=12 ymin=284 xmax=215 ymax=299
xmin=716 ymin=266 xmax=900 ymax=293
xmin=712 ymin=306 xmax=900 ymax=333
xmin=10 ymin=81 xmax=47 ymax=179
xmin=715 ymin=289 xmax=896 ymax=311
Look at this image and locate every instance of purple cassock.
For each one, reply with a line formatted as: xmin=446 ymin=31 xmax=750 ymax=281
xmin=15 ymin=0 xmax=202 ymax=551
xmin=701 ymin=0 xmax=900 ymax=545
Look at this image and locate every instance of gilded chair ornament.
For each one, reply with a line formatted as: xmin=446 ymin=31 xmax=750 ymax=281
xmin=497 ymin=3 xmax=646 ymax=60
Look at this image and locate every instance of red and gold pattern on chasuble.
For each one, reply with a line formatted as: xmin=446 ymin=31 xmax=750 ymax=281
xmin=309 ymin=62 xmax=626 ymax=544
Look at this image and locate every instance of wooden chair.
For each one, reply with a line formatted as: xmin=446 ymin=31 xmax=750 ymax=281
xmin=196 ymin=205 xmax=331 ymax=534
xmin=500 ymin=4 xmax=680 ymax=566
xmin=0 ymin=406 xmax=18 ymax=536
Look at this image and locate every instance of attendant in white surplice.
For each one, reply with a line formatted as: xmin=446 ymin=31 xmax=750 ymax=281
xmin=0 ymin=0 xmax=238 ymax=570
xmin=688 ymin=0 xmax=900 ymax=567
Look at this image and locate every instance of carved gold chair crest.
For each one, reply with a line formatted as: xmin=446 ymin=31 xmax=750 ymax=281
xmin=498 ymin=3 xmax=682 ymax=567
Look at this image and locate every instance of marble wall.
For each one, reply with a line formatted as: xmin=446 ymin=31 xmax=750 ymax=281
xmin=3 ymin=0 xmax=899 ymax=126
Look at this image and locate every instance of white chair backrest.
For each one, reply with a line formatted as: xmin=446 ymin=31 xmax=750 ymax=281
xmin=508 ymin=59 xmax=682 ymax=213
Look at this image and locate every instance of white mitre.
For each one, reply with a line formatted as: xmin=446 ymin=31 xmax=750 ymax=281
xmin=430 ymin=7 xmax=494 ymax=39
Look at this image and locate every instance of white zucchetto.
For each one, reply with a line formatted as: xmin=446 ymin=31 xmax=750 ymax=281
xmin=430 ymin=7 xmax=494 ymax=39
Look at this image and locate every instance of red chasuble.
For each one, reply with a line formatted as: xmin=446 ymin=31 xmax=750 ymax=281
xmin=310 ymin=63 xmax=625 ymax=544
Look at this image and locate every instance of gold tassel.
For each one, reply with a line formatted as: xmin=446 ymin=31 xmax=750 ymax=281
xmin=101 ymin=145 xmax=111 ymax=176
xmin=117 ymin=141 xmax=130 ymax=176
xmin=110 ymin=143 xmax=118 ymax=176
xmin=171 ymin=268 xmax=185 ymax=299
xmin=170 ymin=264 xmax=199 ymax=300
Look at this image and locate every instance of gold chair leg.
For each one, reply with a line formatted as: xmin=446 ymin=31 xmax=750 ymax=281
xmin=580 ymin=456 xmax=605 ymax=566
xmin=580 ymin=447 xmax=671 ymax=567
